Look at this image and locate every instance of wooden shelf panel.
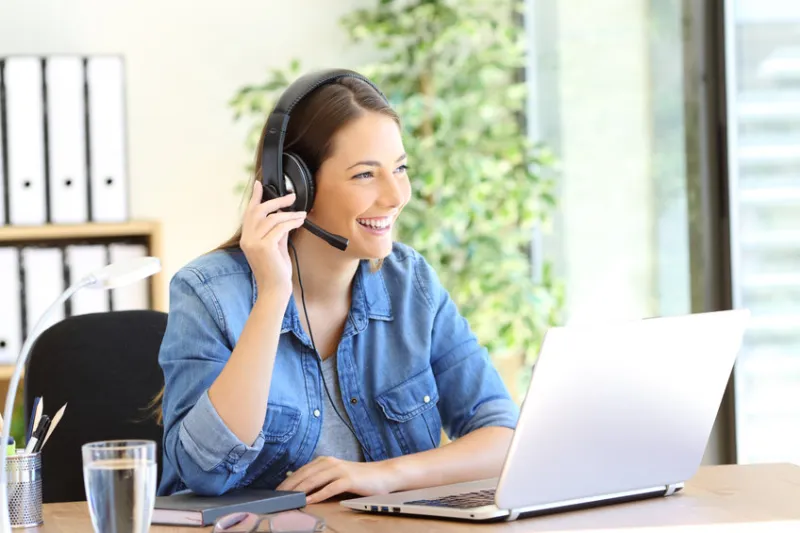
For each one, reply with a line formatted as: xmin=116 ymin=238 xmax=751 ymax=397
xmin=0 ymin=221 xmax=159 ymax=243
xmin=0 ymin=366 xmax=19 ymax=380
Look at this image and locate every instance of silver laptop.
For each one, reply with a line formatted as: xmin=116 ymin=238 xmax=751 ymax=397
xmin=341 ymin=309 xmax=751 ymax=522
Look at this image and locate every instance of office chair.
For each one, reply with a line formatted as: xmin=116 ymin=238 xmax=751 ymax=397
xmin=23 ymin=310 xmax=168 ymax=503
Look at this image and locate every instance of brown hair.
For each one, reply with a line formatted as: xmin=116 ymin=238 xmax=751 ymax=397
xmin=151 ymin=76 xmax=400 ymax=424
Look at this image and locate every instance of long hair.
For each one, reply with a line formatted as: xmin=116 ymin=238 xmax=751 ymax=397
xmin=151 ymin=76 xmax=399 ymax=425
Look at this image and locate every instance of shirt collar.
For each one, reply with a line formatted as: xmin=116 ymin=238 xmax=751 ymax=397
xmin=351 ymin=259 xmax=394 ymax=328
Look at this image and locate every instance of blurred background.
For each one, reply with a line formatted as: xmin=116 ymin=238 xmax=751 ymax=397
xmin=0 ymin=0 xmax=798 ymax=469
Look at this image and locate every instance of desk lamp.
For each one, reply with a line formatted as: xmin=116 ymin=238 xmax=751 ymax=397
xmin=0 ymin=256 xmax=161 ymax=532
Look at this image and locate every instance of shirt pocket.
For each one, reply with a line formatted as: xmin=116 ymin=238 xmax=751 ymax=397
xmin=375 ymin=366 xmax=442 ymax=455
xmin=239 ymin=402 xmax=302 ymax=486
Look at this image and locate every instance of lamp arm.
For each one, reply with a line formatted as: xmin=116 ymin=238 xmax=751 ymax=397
xmin=0 ymin=277 xmax=91 ymax=533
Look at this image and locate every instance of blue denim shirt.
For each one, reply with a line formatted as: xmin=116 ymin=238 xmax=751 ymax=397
xmin=157 ymin=242 xmax=520 ymax=497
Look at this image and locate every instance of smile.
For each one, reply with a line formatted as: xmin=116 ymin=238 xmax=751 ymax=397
xmin=357 ymin=216 xmax=393 ymax=232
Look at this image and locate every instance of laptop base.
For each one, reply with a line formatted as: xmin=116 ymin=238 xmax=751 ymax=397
xmin=342 ymin=481 xmax=684 ymax=522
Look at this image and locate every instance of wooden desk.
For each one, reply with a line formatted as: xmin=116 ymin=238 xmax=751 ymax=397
xmin=33 ymin=463 xmax=800 ymax=532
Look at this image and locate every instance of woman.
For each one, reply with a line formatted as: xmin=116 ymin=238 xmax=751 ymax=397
xmin=157 ymin=71 xmax=520 ymax=503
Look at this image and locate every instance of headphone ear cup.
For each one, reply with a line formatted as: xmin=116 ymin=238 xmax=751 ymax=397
xmin=283 ymin=152 xmax=315 ymax=212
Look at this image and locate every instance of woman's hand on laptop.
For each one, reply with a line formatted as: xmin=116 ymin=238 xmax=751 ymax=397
xmin=276 ymin=456 xmax=397 ymax=504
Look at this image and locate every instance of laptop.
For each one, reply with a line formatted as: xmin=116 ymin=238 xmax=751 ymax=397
xmin=341 ymin=309 xmax=751 ymax=522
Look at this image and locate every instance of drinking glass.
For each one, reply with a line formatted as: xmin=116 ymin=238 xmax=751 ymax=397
xmin=82 ymin=440 xmax=157 ymax=533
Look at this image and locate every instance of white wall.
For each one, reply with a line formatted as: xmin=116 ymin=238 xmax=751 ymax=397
xmin=0 ymin=0 xmax=373 ymax=306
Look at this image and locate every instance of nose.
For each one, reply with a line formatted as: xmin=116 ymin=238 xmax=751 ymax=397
xmin=379 ymin=170 xmax=408 ymax=208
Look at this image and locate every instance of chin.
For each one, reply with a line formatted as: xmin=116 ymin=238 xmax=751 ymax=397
xmin=350 ymin=239 xmax=393 ymax=261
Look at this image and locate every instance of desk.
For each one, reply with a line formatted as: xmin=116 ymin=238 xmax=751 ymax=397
xmin=33 ymin=463 xmax=800 ymax=532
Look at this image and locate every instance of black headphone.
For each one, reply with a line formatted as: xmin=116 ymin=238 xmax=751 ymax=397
xmin=260 ymin=68 xmax=389 ymax=251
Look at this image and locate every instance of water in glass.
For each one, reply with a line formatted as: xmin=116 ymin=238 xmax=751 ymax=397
xmin=83 ymin=440 xmax=157 ymax=533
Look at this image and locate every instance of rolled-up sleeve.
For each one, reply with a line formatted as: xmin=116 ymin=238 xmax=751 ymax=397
xmin=179 ymin=390 xmax=265 ymax=472
xmin=159 ymin=269 xmax=264 ymax=496
xmin=415 ymin=255 xmax=520 ymax=440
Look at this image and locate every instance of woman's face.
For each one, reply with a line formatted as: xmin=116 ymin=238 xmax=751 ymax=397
xmin=311 ymin=111 xmax=411 ymax=260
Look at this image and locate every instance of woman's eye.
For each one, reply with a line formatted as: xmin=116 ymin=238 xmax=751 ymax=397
xmin=353 ymin=171 xmax=373 ymax=180
xmin=395 ymin=164 xmax=409 ymax=174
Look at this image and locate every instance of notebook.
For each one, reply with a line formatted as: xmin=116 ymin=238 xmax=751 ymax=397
xmin=151 ymin=488 xmax=307 ymax=526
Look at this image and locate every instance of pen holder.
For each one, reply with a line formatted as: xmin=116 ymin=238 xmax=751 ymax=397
xmin=5 ymin=452 xmax=43 ymax=528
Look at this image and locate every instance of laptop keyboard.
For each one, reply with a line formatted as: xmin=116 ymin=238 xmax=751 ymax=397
xmin=405 ymin=488 xmax=496 ymax=509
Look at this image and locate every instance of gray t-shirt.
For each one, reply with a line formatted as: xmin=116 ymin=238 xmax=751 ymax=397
xmin=311 ymin=354 xmax=365 ymax=462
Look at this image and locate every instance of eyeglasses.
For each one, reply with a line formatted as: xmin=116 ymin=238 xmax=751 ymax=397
xmin=213 ymin=510 xmax=325 ymax=533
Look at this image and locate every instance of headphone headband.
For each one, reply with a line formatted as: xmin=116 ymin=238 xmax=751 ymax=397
xmin=273 ymin=68 xmax=388 ymax=116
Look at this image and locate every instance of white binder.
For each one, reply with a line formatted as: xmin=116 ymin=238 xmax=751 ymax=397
xmin=46 ymin=56 xmax=89 ymax=224
xmin=22 ymin=247 xmax=65 ymax=338
xmin=0 ymin=83 xmax=6 ymax=227
xmin=87 ymin=56 xmax=128 ymax=223
xmin=66 ymin=244 xmax=109 ymax=316
xmin=5 ymin=57 xmax=47 ymax=226
xmin=0 ymin=248 xmax=22 ymax=364
xmin=109 ymin=243 xmax=149 ymax=310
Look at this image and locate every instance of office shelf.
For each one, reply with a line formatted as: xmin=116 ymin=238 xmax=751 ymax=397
xmin=0 ymin=220 xmax=165 ymax=312
xmin=0 ymin=220 xmax=159 ymax=243
xmin=0 ymin=220 xmax=165 ymax=395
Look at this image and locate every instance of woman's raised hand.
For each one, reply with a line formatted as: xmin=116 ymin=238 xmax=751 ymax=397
xmin=240 ymin=181 xmax=306 ymax=298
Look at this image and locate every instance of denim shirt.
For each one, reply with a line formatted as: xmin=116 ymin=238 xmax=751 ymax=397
xmin=157 ymin=242 xmax=520 ymax=497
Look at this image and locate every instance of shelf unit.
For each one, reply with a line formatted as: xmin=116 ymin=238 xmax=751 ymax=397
xmin=0 ymin=220 xmax=164 ymax=310
xmin=0 ymin=220 xmax=164 ymax=393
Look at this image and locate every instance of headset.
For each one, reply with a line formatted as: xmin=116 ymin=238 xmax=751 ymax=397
xmin=260 ymin=69 xmax=390 ymax=463
xmin=260 ymin=68 xmax=390 ymax=252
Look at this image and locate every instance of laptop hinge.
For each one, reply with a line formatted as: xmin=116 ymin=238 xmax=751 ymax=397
xmin=505 ymin=509 xmax=523 ymax=521
xmin=664 ymin=482 xmax=684 ymax=496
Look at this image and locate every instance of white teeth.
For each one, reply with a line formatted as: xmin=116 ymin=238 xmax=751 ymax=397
xmin=358 ymin=217 xmax=391 ymax=229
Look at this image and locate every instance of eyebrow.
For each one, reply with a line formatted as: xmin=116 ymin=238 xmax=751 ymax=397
xmin=346 ymin=153 xmax=407 ymax=170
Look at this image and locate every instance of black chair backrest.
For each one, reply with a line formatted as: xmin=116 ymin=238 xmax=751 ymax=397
xmin=24 ymin=310 xmax=167 ymax=503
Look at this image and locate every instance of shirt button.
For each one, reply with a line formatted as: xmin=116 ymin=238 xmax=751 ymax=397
xmin=286 ymin=470 xmax=293 ymax=477
xmin=313 ymin=409 xmax=320 ymax=418
xmin=350 ymin=398 xmax=358 ymax=405
xmin=423 ymin=395 xmax=431 ymax=403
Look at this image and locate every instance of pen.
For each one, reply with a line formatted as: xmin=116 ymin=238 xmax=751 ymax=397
xmin=25 ymin=414 xmax=50 ymax=455
xmin=32 ymin=416 xmax=51 ymax=453
xmin=27 ymin=397 xmax=42 ymax=443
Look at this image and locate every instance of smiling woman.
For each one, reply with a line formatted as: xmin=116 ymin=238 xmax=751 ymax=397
xmin=155 ymin=70 xmax=520 ymax=504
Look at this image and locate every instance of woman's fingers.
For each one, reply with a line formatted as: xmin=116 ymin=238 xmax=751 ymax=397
xmin=292 ymin=467 xmax=340 ymax=497
xmin=243 ymin=181 xmax=298 ymax=235
xmin=248 ymin=180 xmax=263 ymax=209
xmin=253 ymin=211 xmax=306 ymax=240
xmin=252 ymin=191 xmax=297 ymax=219
xmin=277 ymin=457 xmax=331 ymax=491
xmin=246 ymin=180 xmax=297 ymax=216
xmin=265 ymin=216 xmax=307 ymax=243
xmin=306 ymin=478 xmax=350 ymax=505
